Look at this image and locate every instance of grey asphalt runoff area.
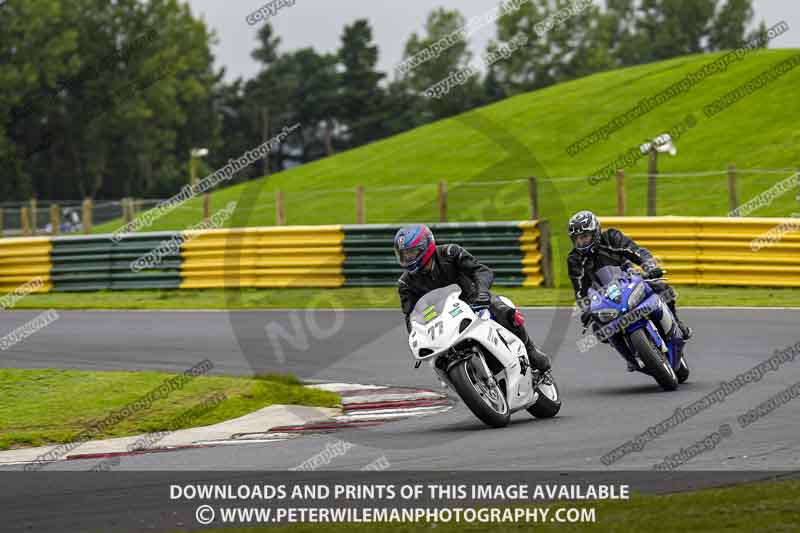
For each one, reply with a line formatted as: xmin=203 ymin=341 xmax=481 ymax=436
xmin=1 ymin=307 xmax=798 ymax=472
xmin=1 ymin=307 xmax=799 ymax=533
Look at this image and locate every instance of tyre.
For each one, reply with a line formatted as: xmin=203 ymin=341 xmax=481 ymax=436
xmin=449 ymin=357 xmax=510 ymax=428
xmin=676 ymin=357 xmax=690 ymax=384
xmin=527 ymin=378 xmax=561 ymax=418
xmin=629 ymin=328 xmax=678 ymax=391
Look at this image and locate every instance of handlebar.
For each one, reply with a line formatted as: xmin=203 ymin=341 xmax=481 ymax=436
xmin=632 ymin=266 xmax=669 ymax=281
xmin=643 ymin=268 xmax=668 ymax=281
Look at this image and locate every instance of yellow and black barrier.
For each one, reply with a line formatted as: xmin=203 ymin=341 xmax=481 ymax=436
xmin=0 ymin=217 xmax=797 ymax=294
xmin=341 ymin=221 xmax=551 ymax=288
xmin=600 ymin=216 xmax=800 ymax=286
xmin=0 ymin=237 xmax=52 ymax=293
xmin=180 ymin=225 xmax=345 ymax=289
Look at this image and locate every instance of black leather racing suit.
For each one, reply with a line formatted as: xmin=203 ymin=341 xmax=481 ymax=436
xmin=399 ymin=243 xmax=550 ymax=372
xmin=567 ymin=228 xmax=684 ymax=361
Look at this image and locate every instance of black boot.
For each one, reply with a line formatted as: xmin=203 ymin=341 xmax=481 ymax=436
xmin=496 ymin=304 xmax=552 ymax=373
xmin=525 ymin=338 xmax=551 ymax=373
xmin=668 ymin=302 xmax=692 ymax=340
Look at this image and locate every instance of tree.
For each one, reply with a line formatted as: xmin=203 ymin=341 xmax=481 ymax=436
xmin=246 ymin=23 xmax=286 ymax=175
xmin=635 ymin=0 xmax=716 ymax=62
xmin=337 ymin=19 xmax=385 ymax=148
xmin=491 ymin=0 xmax=756 ymax=97
xmin=482 ymin=61 xmax=507 ymax=104
xmin=710 ymin=0 xmax=755 ymax=50
xmin=1 ymin=0 xmax=219 ymax=201
xmin=399 ymin=8 xmax=483 ymax=120
xmin=252 ymin=22 xmax=281 ymax=66
xmin=745 ymin=20 xmax=770 ymax=50
xmin=595 ymin=0 xmax=641 ymax=68
xmin=380 ymin=79 xmax=425 ymax=137
xmin=0 ymin=0 xmax=81 ymax=200
xmin=536 ymin=0 xmax=611 ymax=83
xmin=492 ymin=0 xmax=610 ymax=93
xmin=214 ymin=77 xmax=264 ymax=183
xmin=263 ymin=48 xmax=339 ymax=162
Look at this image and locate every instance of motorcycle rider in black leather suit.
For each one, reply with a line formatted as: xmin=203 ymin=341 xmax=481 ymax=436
xmin=566 ymin=210 xmax=692 ymax=370
xmin=395 ymin=224 xmax=551 ymax=375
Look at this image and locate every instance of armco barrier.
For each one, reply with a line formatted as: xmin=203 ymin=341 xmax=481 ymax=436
xmin=50 ymin=233 xmax=182 ymax=291
xmin=0 ymin=217 xmax=796 ymax=293
xmin=0 ymin=237 xmax=52 ymax=293
xmin=600 ymin=216 xmax=800 ymax=286
xmin=180 ymin=226 xmax=345 ymax=289
xmin=342 ymin=221 xmax=550 ymax=288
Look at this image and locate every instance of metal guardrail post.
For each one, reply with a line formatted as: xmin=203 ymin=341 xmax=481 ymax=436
xmin=647 ymin=147 xmax=657 ymax=216
xmin=356 ymin=186 xmax=365 ymax=224
xmin=21 ymin=206 xmax=31 ymax=236
xmin=30 ymin=198 xmax=37 ymax=235
xmin=616 ymin=169 xmax=625 ymax=215
xmin=124 ymin=197 xmax=136 ymax=224
xmin=727 ymin=164 xmax=739 ymax=215
xmin=538 ymin=219 xmax=554 ymax=288
xmin=438 ymin=180 xmax=447 ymax=222
xmin=275 ymin=190 xmax=285 ymax=225
xmin=50 ymin=204 xmax=60 ymax=235
xmin=528 ymin=177 xmax=539 ymax=220
xmin=82 ymin=198 xmax=93 ymax=234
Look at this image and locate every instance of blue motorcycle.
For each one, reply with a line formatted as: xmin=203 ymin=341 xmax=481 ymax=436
xmin=586 ymin=265 xmax=689 ymax=391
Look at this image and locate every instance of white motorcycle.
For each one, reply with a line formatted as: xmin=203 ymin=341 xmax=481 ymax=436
xmin=408 ymin=284 xmax=561 ymax=428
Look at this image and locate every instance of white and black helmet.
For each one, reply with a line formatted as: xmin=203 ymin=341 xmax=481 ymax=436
xmin=568 ymin=210 xmax=601 ymax=254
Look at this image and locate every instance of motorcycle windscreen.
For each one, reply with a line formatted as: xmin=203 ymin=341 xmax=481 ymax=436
xmin=409 ymin=284 xmax=462 ymax=324
xmin=593 ymin=265 xmax=626 ymax=288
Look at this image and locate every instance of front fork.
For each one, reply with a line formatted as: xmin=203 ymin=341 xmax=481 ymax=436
xmin=609 ymin=333 xmax=639 ymax=367
xmin=648 ymin=298 xmax=685 ymax=368
xmin=433 ymin=346 xmax=480 ymax=393
xmin=626 ymin=317 xmax=681 ymax=369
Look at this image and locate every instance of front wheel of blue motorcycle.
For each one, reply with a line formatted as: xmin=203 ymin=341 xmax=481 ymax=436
xmin=630 ymin=329 xmax=679 ymax=391
xmin=676 ymin=357 xmax=690 ymax=384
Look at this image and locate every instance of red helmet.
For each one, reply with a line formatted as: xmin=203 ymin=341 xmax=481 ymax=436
xmin=394 ymin=224 xmax=436 ymax=273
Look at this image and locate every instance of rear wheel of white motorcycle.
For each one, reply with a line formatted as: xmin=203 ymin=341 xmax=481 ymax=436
xmin=630 ymin=328 xmax=678 ymax=391
xmin=527 ymin=378 xmax=561 ymax=418
xmin=449 ymin=358 xmax=510 ymax=428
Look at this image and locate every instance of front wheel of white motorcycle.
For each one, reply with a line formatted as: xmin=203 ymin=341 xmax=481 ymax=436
xmin=449 ymin=358 xmax=510 ymax=428
xmin=527 ymin=378 xmax=562 ymax=419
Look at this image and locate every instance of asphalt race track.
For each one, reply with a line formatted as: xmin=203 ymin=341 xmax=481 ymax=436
xmin=2 ymin=307 xmax=799 ymax=532
xmin=2 ymin=307 xmax=799 ymax=472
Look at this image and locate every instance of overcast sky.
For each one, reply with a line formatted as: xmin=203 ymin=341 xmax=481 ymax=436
xmin=185 ymin=1 xmax=800 ymax=83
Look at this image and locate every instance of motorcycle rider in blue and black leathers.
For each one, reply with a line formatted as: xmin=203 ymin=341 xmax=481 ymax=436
xmin=566 ymin=210 xmax=692 ymax=370
xmin=395 ymin=223 xmax=551 ymax=376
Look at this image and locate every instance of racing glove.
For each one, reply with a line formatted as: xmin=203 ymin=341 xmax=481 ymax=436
xmin=512 ymin=309 xmax=525 ymax=327
xmin=471 ymin=289 xmax=491 ymax=308
xmin=642 ymin=262 xmax=663 ymax=279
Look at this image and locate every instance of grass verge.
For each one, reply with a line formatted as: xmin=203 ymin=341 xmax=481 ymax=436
xmin=8 ymin=285 xmax=800 ymax=310
xmin=169 ymin=479 xmax=800 ymax=533
xmin=0 ymin=369 xmax=339 ymax=451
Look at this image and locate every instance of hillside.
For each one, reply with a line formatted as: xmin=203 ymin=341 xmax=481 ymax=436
xmin=95 ymin=49 xmax=800 ymax=239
